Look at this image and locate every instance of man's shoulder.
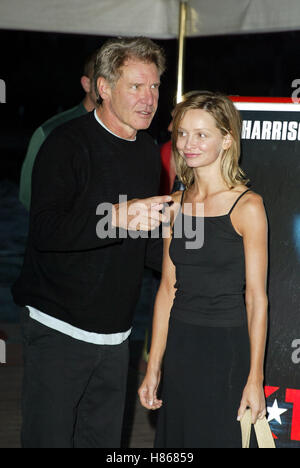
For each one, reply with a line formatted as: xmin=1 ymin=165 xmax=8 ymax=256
xmin=41 ymin=103 xmax=88 ymax=138
xmin=33 ymin=113 xmax=97 ymax=171
xmin=46 ymin=111 xmax=95 ymax=143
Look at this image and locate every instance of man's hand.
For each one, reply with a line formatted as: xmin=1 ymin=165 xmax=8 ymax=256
xmin=112 ymin=195 xmax=172 ymax=231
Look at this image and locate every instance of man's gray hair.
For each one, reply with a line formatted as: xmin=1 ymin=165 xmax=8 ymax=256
xmin=94 ymin=36 xmax=166 ymax=104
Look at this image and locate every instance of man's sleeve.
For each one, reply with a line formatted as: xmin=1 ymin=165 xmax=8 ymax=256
xmin=19 ymin=127 xmax=46 ymax=210
xmin=30 ymin=130 xmax=122 ymax=252
xmin=144 ymin=142 xmax=164 ymax=273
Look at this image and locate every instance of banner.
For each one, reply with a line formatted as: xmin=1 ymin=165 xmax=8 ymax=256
xmin=0 ymin=0 xmax=300 ymax=38
xmin=233 ymin=98 xmax=300 ymax=448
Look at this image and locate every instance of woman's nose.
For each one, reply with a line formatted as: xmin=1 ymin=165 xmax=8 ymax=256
xmin=184 ymin=135 xmax=197 ymax=149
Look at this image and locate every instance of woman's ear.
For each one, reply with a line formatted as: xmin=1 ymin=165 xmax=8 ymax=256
xmin=223 ymin=133 xmax=233 ymax=150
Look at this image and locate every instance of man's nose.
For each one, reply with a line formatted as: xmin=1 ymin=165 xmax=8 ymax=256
xmin=141 ymin=88 xmax=155 ymax=106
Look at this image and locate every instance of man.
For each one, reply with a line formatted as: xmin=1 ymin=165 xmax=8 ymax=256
xmin=12 ymin=36 xmax=170 ymax=448
xmin=19 ymin=50 xmax=98 ymax=210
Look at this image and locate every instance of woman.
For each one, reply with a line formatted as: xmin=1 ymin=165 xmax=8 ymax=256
xmin=138 ymin=91 xmax=268 ymax=448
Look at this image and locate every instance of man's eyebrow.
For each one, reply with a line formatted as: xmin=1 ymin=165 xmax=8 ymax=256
xmin=128 ymin=81 xmax=161 ymax=85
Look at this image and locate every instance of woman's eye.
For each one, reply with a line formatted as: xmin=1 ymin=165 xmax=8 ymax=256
xmin=178 ymin=131 xmax=186 ymax=137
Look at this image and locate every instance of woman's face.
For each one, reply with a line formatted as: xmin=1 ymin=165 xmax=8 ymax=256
xmin=176 ymin=109 xmax=229 ymax=169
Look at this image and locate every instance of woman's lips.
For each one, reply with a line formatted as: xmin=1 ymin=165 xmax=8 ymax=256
xmin=184 ymin=153 xmax=201 ymax=159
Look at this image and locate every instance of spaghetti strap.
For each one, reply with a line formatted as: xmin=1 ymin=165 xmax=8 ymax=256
xmin=228 ymin=189 xmax=251 ymax=215
xmin=180 ymin=189 xmax=186 ymax=206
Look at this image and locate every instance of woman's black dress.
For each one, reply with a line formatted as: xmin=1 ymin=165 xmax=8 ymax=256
xmin=155 ymin=189 xmax=253 ymax=448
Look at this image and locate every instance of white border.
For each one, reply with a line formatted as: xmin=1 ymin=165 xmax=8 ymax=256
xmin=234 ymin=102 xmax=300 ymax=112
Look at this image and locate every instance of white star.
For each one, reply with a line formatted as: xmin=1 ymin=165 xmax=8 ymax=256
xmin=267 ymin=399 xmax=288 ymax=425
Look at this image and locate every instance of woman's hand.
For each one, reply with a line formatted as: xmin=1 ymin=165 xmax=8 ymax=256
xmin=138 ymin=368 xmax=162 ymax=411
xmin=237 ymin=381 xmax=266 ymax=424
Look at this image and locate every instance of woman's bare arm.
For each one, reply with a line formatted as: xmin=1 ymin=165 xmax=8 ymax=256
xmin=232 ymin=192 xmax=268 ymax=424
xmin=138 ymin=192 xmax=181 ymax=410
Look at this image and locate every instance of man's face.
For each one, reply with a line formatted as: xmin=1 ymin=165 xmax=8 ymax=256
xmin=101 ymin=58 xmax=160 ymax=138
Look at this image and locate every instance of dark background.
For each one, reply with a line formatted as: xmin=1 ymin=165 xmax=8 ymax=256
xmin=0 ymin=28 xmax=299 ymax=448
xmin=0 ymin=28 xmax=300 ymax=184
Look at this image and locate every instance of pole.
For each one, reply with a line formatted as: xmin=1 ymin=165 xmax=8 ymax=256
xmin=176 ymin=0 xmax=188 ymax=104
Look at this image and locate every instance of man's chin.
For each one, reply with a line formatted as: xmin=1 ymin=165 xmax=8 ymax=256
xmin=135 ymin=117 xmax=154 ymax=130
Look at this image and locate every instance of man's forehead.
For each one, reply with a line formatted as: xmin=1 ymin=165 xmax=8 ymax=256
xmin=118 ymin=58 xmax=160 ymax=81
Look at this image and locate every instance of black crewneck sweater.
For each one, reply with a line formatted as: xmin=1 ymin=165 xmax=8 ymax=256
xmin=12 ymin=112 xmax=162 ymax=334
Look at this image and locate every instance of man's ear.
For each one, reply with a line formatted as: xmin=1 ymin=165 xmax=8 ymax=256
xmin=80 ymin=75 xmax=91 ymax=93
xmin=96 ymin=76 xmax=111 ymax=102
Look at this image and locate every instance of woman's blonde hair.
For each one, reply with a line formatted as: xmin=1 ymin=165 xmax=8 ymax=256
xmin=172 ymin=91 xmax=249 ymax=189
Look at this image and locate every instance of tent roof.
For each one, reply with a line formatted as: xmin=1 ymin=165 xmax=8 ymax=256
xmin=0 ymin=0 xmax=300 ymax=38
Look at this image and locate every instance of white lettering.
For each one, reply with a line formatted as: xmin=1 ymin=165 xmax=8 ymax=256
xmin=0 ymin=79 xmax=6 ymax=103
xmin=271 ymin=121 xmax=282 ymax=140
xmin=287 ymin=121 xmax=298 ymax=141
xmin=242 ymin=120 xmax=300 ymax=141
xmin=281 ymin=121 xmax=288 ymax=140
xmin=292 ymin=339 xmax=300 ymax=364
xmin=291 ymin=79 xmax=300 ymax=104
xmin=261 ymin=121 xmax=272 ymax=140
xmin=96 ymin=202 xmax=117 ymax=239
xmin=182 ymin=202 xmax=205 ymax=250
xmin=106 ymin=452 xmax=141 ymax=465
xmin=251 ymin=121 xmax=261 ymax=140
xmin=242 ymin=120 xmax=252 ymax=139
xmin=0 ymin=339 xmax=6 ymax=364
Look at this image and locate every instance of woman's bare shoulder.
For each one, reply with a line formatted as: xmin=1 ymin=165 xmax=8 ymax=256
xmin=238 ymin=189 xmax=264 ymax=212
xmin=232 ymin=189 xmax=267 ymax=236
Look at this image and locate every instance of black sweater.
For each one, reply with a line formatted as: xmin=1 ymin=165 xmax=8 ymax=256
xmin=12 ymin=112 xmax=162 ymax=333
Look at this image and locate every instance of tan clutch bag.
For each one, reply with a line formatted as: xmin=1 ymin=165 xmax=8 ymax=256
xmin=240 ymin=409 xmax=276 ymax=448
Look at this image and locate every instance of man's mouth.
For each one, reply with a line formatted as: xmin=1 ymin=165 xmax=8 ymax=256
xmin=137 ymin=110 xmax=153 ymax=117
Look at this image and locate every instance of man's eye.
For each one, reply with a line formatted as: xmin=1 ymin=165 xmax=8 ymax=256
xmin=132 ymin=84 xmax=139 ymax=89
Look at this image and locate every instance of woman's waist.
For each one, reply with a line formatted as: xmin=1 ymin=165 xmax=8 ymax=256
xmin=171 ymin=295 xmax=247 ymax=328
xmin=173 ymin=290 xmax=245 ymax=307
xmin=174 ymin=270 xmax=245 ymax=296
